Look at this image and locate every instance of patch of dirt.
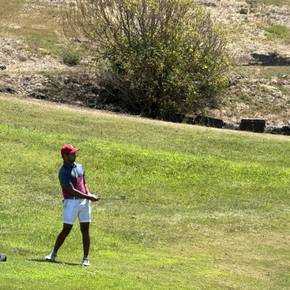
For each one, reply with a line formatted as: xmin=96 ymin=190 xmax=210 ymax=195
xmin=209 ymin=71 xmax=290 ymax=125
xmin=0 ymin=40 xmax=67 ymax=74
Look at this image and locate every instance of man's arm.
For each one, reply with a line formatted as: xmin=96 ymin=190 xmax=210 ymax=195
xmin=59 ymin=169 xmax=99 ymax=201
xmin=66 ymin=186 xmax=99 ymax=201
xmin=82 ymin=170 xmax=100 ymax=201
xmin=83 ymin=173 xmax=90 ymax=194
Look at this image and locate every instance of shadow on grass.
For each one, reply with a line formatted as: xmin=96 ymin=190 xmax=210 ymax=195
xmin=28 ymin=258 xmax=80 ymax=267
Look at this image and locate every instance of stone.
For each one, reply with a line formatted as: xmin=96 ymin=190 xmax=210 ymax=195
xmin=250 ymin=52 xmax=290 ymax=66
xmin=194 ymin=116 xmax=224 ymax=128
xmin=183 ymin=115 xmax=195 ymax=124
xmin=0 ymin=86 xmax=15 ymax=94
xmin=239 ymin=119 xmax=266 ymax=133
xmin=164 ymin=113 xmax=185 ymax=123
xmin=281 ymin=126 xmax=290 ymax=135
xmin=224 ymin=122 xmax=240 ymax=130
xmin=239 ymin=8 xmax=248 ymax=15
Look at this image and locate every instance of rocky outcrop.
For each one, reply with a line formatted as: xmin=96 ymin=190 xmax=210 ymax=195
xmin=239 ymin=119 xmax=265 ymax=133
xmin=250 ymin=52 xmax=290 ymax=66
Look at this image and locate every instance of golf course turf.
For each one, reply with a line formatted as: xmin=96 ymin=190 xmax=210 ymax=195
xmin=1 ymin=95 xmax=290 ymax=289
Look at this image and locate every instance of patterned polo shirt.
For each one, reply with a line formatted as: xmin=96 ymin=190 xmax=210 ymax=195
xmin=58 ymin=162 xmax=88 ymax=199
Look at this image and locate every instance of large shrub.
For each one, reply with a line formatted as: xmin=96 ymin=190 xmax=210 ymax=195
xmin=64 ymin=0 xmax=231 ymax=118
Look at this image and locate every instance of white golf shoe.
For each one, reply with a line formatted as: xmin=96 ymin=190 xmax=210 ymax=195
xmin=81 ymin=257 xmax=90 ymax=266
xmin=44 ymin=251 xmax=57 ymax=262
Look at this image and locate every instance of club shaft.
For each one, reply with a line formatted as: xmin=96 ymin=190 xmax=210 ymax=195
xmin=100 ymin=196 xmax=126 ymax=200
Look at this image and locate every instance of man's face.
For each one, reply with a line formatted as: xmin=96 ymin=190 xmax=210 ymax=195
xmin=63 ymin=153 xmax=77 ymax=163
xmin=68 ymin=153 xmax=77 ymax=162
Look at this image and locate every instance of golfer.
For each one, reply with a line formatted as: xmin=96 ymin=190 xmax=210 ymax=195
xmin=45 ymin=144 xmax=99 ymax=266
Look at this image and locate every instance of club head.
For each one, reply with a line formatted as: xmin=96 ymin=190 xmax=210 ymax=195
xmin=0 ymin=254 xmax=7 ymax=262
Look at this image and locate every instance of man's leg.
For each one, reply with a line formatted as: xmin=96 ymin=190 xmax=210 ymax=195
xmin=53 ymin=223 xmax=73 ymax=254
xmin=45 ymin=223 xmax=73 ymax=261
xmin=79 ymin=199 xmax=92 ymax=265
xmin=80 ymin=222 xmax=90 ymax=259
xmin=45 ymin=199 xmax=77 ymax=261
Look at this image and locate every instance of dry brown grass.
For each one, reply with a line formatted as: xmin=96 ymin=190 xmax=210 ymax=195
xmin=0 ymin=0 xmax=65 ymax=55
xmin=257 ymin=0 xmax=290 ymax=6
xmin=0 ymin=0 xmax=24 ymax=23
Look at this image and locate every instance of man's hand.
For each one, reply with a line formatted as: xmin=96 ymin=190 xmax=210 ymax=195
xmin=88 ymin=193 xmax=100 ymax=202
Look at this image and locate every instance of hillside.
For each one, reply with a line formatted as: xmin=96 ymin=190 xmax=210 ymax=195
xmin=0 ymin=0 xmax=290 ymax=125
xmin=1 ymin=95 xmax=290 ymax=289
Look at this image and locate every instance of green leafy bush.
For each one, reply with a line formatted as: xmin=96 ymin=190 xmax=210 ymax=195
xmin=62 ymin=48 xmax=81 ymax=66
xmin=64 ymin=0 xmax=231 ymax=118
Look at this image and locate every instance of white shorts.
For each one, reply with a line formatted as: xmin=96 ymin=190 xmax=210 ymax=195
xmin=63 ymin=199 xmax=92 ymax=225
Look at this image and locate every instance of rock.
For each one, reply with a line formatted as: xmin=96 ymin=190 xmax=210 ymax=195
xmin=183 ymin=115 xmax=195 ymax=124
xmin=239 ymin=119 xmax=266 ymax=133
xmin=0 ymin=65 xmax=6 ymax=70
xmin=281 ymin=126 xmax=290 ymax=135
xmin=0 ymin=86 xmax=16 ymax=94
xmin=239 ymin=8 xmax=248 ymax=15
xmin=266 ymin=126 xmax=290 ymax=135
xmin=224 ymin=122 xmax=240 ymax=130
xmin=250 ymin=52 xmax=290 ymax=66
xmin=164 ymin=113 xmax=185 ymax=123
xmin=18 ymin=55 xmax=27 ymax=62
xmin=194 ymin=116 xmax=224 ymax=128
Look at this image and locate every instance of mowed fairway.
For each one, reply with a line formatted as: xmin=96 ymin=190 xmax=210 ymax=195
xmin=1 ymin=96 xmax=290 ymax=289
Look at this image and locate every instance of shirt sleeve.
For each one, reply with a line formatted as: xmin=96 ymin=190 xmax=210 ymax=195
xmin=59 ymin=169 xmax=73 ymax=189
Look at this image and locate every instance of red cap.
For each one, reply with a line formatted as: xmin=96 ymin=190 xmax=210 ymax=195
xmin=61 ymin=144 xmax=80 ymax=156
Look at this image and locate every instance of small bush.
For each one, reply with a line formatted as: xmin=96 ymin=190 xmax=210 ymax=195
xmin=62 ymin=49 xmax=81 ymax=66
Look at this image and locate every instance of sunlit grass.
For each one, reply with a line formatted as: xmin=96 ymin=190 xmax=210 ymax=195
xmin=1 ymin=95 xmax=290 ymax=289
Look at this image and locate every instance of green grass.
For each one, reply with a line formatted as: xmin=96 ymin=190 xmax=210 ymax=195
xmin=12 ymin=26 xmax=63 ymax=55
xmin=265 ymin=25 xmax=290 ymax=44
xmin=61 ymin=47 xmax=82 ymax=66
xmin=257 ymin=0 xmax=290 ymax=6
xmin=1 ymin=95 xmax=290 ymax=289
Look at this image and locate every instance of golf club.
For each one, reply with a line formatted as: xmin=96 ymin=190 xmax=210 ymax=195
xmin=0 ymin=254 xmax=7 ymax=262
xmin=93 ymin=193 xmax=126 ymax=201
xmin=101 ymin=195 xmax=126 ymax=201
